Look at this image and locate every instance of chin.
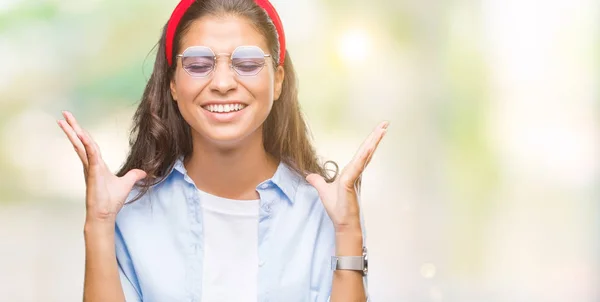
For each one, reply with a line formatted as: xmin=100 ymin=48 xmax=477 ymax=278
xmin=197 ymin=124 xmax=260 ymax=148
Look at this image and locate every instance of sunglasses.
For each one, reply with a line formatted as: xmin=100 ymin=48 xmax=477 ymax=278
xmin=176 ymin=45 xmax=272 ymax=77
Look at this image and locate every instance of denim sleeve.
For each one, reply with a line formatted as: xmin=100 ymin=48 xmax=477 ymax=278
xmin=118 ymin=263 xmax=142 ymax=302
xmin=115 ymin=224 xmax=142 ymax=302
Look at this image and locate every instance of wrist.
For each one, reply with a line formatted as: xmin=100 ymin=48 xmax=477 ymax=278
xmin=334 ymin=220 xmax=362 ymax=235
xmin=84 ymin=219 xmax=115 ymax=238
xmin=335 ymin=231 xmax=363 ymax=256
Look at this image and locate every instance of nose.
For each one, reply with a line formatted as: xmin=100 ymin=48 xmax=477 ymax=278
xmin=209 ymin=59 xmax=237 ymax=94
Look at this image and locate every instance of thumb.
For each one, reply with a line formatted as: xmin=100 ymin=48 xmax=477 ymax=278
xmin=121 ymin=169 xmax=147 ymax=189
xmin=306 ymin=173 xmax=328 ymax=194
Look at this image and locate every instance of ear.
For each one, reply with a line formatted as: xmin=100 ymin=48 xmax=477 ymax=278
xmin=273 ymin=65 xmax=285 ymax=101
xmin=170 ymin=77 xmax=178 ymax=102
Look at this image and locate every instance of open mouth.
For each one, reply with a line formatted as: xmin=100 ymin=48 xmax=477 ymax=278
xmin=201 ymin=103 xmax=247 ymax=113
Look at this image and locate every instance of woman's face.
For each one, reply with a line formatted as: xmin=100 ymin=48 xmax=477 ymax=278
xmin=170 ymin=15 xmax=284 ymax=148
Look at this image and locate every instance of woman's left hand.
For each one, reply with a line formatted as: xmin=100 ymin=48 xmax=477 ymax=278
xmin=306 ymin=121 xmax=389 ymax=234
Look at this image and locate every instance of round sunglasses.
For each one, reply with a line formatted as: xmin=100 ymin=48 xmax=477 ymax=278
xmin=176 ymin=45 xmax=272 ymax=77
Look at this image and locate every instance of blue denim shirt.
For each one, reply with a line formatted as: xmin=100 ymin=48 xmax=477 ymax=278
xmin=115 ymin=158 xmax=366 ymax=301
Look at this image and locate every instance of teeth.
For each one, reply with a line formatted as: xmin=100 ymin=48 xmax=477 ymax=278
xmin=204 ymin=104 xmax=246 ymax=113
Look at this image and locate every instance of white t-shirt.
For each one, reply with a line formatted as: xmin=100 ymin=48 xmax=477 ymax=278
xmin=199 ymin=189 xmax=260 ymax=302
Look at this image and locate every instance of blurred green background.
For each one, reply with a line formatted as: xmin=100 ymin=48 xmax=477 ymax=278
xmin=1 ymin=0 xmax=598 ymax=301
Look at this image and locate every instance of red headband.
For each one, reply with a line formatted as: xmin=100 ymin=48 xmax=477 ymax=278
xmin=165 ymin=0 xmax=286 ymax=66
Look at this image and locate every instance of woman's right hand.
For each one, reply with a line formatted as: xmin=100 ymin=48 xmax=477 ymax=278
xmin=57 ymin=111 xmax=147 ymax=225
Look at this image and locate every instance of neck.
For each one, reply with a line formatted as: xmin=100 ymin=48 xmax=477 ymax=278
xmin=184 ymin=128 xmax=279 ymax=200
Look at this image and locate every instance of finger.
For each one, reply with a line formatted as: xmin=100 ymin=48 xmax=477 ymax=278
xmin=342 ymin=122 xmax=389 ymax=187
xmin=84 ymin=129 xmax=102 ymax=159
xmin=350 ymin=122 xmax=385 ymax=163
xmin=345 ymin=121 xmax=388 ymax=173
xmin=77 ymin=128 xmax=101 ymax=168
xmin=356 ymin=126 xmax=387 ymax=173
xmin=363 ymin=127 xmax=388 ymax=169
xmin=121 ymin=169 xmax=147 ymax=190
xmin=63 ymin=111 xmax=102 ymax=156
xmin=340 ymin=123 xmax=379 ymax=178
xmin=62 ymin=111 xmax=85 ymax=135
xmin=306 ymin=173 xmax=329 ymax=193
xmin=57 ymin=119 xmax=89 ymax=167
xmin=306 ymin=173 xmax=335 ymax=204
xmin=63 ymin=111 xmax=105 ymax=166
xmin=355 ymin=127 xmax=387 ymax=191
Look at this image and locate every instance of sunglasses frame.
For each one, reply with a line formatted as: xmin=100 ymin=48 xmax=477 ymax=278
xmin=176 ymin=45 xmax=272 ymax=77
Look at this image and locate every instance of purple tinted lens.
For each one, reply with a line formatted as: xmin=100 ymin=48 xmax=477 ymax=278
xmin=181 ymin=47 xmax=214 ymax=77
xmin=231 ymin=46 xmax=266 ymax=76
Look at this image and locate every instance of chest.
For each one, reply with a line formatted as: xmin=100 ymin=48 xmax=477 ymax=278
xmin=124 ymin=201 xmax=333 ymax=301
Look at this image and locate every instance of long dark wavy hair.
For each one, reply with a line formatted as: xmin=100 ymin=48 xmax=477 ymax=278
xmin=117 ymin=0 xmax=338 ymax=200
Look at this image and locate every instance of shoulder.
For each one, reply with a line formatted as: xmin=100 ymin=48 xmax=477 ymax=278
xmin=116 ymin=171 xmax=189 ymax=227
xmin=276 ymin=163 xmax=322 ymax=209
xmin=294 ymin=179 xmax=321 ymax=205
xmin=275 ymin=162 xmax=320 ymax=203
xmin=283 ymin=172 xmax=333 ymax=229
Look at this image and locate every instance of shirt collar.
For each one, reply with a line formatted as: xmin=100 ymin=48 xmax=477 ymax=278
xmin=170 ymin=156 xmax=302 ymax=204
xmin=267 ymin=160 xmax=302 ymax=204
xmin=172 ymin=156 xmax=187 ymax=176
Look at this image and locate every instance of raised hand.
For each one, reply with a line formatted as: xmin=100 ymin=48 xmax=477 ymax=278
xmin=306 ymin=121 xmax=388 ymax=233
xmin=57 ymin=111 xmax=146 ymax=224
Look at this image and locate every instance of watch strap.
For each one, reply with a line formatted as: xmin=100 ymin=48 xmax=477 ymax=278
xmin=330 ymin=247 xmax=368 ymax=275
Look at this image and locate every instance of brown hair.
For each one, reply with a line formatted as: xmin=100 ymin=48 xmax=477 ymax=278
xmin=117 ymin=0 xmax=337 ymax=199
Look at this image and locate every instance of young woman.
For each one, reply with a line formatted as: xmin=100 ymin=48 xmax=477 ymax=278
xmin=57 ymin=0 xmax=387 ymax=301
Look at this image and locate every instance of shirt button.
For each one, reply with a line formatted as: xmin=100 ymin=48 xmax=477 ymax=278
xmin=259 ymin=183 xmax=269 ymax=190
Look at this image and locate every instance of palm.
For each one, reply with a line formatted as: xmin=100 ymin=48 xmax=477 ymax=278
xmin=87 ymin=167 xmax=130 ymax=219
xmin=58 ymin=111 xmax=146 ymax=222
xmin=306 ymin=122 xmax=388 ymax=230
